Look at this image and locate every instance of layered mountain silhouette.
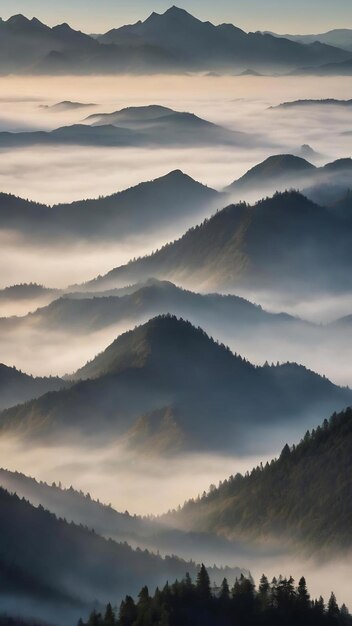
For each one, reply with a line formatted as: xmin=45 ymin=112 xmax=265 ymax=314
xmin=0 ymin=171 xmax=221 ymax=242
xmin=0 ymin=316 xmax=350 ymax=453
xmin=226 ymin=155 xmax=352 ymax=197
xmin=86 ymin=191 xmax=352 ymax=295
xmin=0 ymin=485 xmax=242 ymax=625
xmin=84 ymin=104 xmax=249 ymax=145
xmin=0 ymin=364 xmax=65 ymax=411
xmin=0 ymin=468 xmax=259 ymax=567
xmin=96 ymin=7 xmax=349 ymax=72
xmin=265 ymin=29 xmax=352 ymax=53
xmin=168 ymin=407 xmax=352 ymax=555
xmin=0 ymin=10 xmax=349 ymax=75
xmin=0 ymin=279 xmax=302 ymax=334
xmin=291 ymin=58 xmax=352 ymax=76
xmin=0 ymin=14 xmax=97 ymax=73
xmin=0 ymin=105 xmax=250 ymax=148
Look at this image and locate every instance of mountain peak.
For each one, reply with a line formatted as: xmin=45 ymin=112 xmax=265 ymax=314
xmin=147 ymin=5 xmax=199 ymax=24
xmin=71 ymin=315 xmax=236 ymax=382
xmin=6 ymin=14 xmax=30 ymax=26
xmin=164 ymin=6 xmax=193 ymax=17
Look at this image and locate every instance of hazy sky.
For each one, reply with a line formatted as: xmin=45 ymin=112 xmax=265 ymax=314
xmin=0 ymin=0 xmax=351 ymax=35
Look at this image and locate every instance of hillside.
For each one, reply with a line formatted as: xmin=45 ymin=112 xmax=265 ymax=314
xmin=0 ymin=364 xmax=65 ymax=411
xmin=0 ymin=468 xmax=257 ymax=565
xmin=0 ymin=171 xmax=221 ymax=242
xmin=86 ymin=191 xmax=352 ymax=294
xmin=0 ymin=284 xmax=58 ymax=302
xmin=0 ymin=486 xmax=242 ymax=625
xmin=168 ymin=408 xmax=352 ymax=555
xmin=0 ymin=316 xmax=350 ymax=453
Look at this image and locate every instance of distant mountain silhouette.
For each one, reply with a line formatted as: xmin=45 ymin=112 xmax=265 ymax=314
xmin=0 ymin=10 xmax=349 ymax=75
xmin=0 ymin=485 xmax=242 ymax=625
xmin=238 ymin=69 xmax=263 ymax=76
xmin=1 ymin=279 xmax=300 ymax=334
xmin=96 ymin=6 xmax=349 ymax=73
xmin=0 ymin=170 xmax=221 ymax=242
xmin=169 ymin=407 xmax=352 ymax=555
xmin=1 ymin=316 xmax=350 ymax=453
xmin=0 ymin=283 xmax=57 ymax=302
xmin=0 ymin=105 xmax=251 ymax=148
xmin=85 ymin=104 xmax=248 ymax=144
xmin=270 ymin=98 xmax=352 ymax=109
xmin=0 ymin=364 xmax=65 ymax=411
xmin=226 ymin=155 xmax=352 ymax=206
xmin=40 ymin=101 xmax=97 ymax=111
xmin=293 ymin=144 xmax=323 ymax=162
xmin=264 ymin=28 xmax=352 ymax=52
xmin=291 ymin=58 xmax=352 ymax=76
xmin=0 ymin=14 xmax=98 ymax=74
xmin=87 ymin=191 xmax=352 ymax=295
xmin=225 ymin=154 xmax=315 ymax=193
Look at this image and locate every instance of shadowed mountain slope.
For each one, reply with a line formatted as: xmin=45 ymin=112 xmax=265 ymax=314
xmin=0 ymin=486 xmax=242 ymax=625
xmin=0 ymin=364 xmax=65 ymax=411
xmin=86 ymin=191 xmax=352 ymax=295
xmin=0 ymin=316 xmax=350 ymax=454
xmin=0 ymin=170 xmax=221 ymax=242
xmin=166 ymin=407 xmax=352 ymax=556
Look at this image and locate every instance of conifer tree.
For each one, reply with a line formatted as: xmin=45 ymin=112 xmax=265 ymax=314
xmin=196 ymin=564 xmax=211 ymax=600
xmin=328 ymin=592 xmax=340 ymax=617
xmin=297 ymin=576 xmax=310 ymax=608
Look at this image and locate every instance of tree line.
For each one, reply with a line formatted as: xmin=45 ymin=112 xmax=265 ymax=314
xmin=78 ymin=565 xmax=351 ymax=626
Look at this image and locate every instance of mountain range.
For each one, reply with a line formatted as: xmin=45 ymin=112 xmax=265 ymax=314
xmin=0 ymin=278 xmax=303 ymax=334
xmin=265 ymin=28 xmax=352 ymax=53
xmin=166 ymin=407 xmax=352 ymax=556
xmin=0 ymin=468 xmax=265 ymax=566
xmin=2 ymin=277 xmax=352 ymax=388
xmin=0 ymin=170 xmax=221 ymax=242
xmin=0 ymin=315 xmax=350 ymax=453
xmin=0 ymin=9 xmax=350 ymax=75
xmin=85 ymin=190 xmax=352 ymax=296
xmin=95 ymin=7 xmax=350 ymax=73
xmin=291 ymin=58 xmax=352 ymax=76
xmin=0 ymin=105 xmax=250 ymax=149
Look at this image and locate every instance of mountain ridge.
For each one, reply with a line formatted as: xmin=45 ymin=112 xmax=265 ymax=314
xmin=0 ymin=9 xmax=349 ymax=74
xmin=0 ymin=315 xmax=350 ymax=454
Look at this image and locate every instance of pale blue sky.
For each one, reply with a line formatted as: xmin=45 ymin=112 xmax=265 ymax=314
xmin=0 ymin=0 xmax=351 ymax=35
